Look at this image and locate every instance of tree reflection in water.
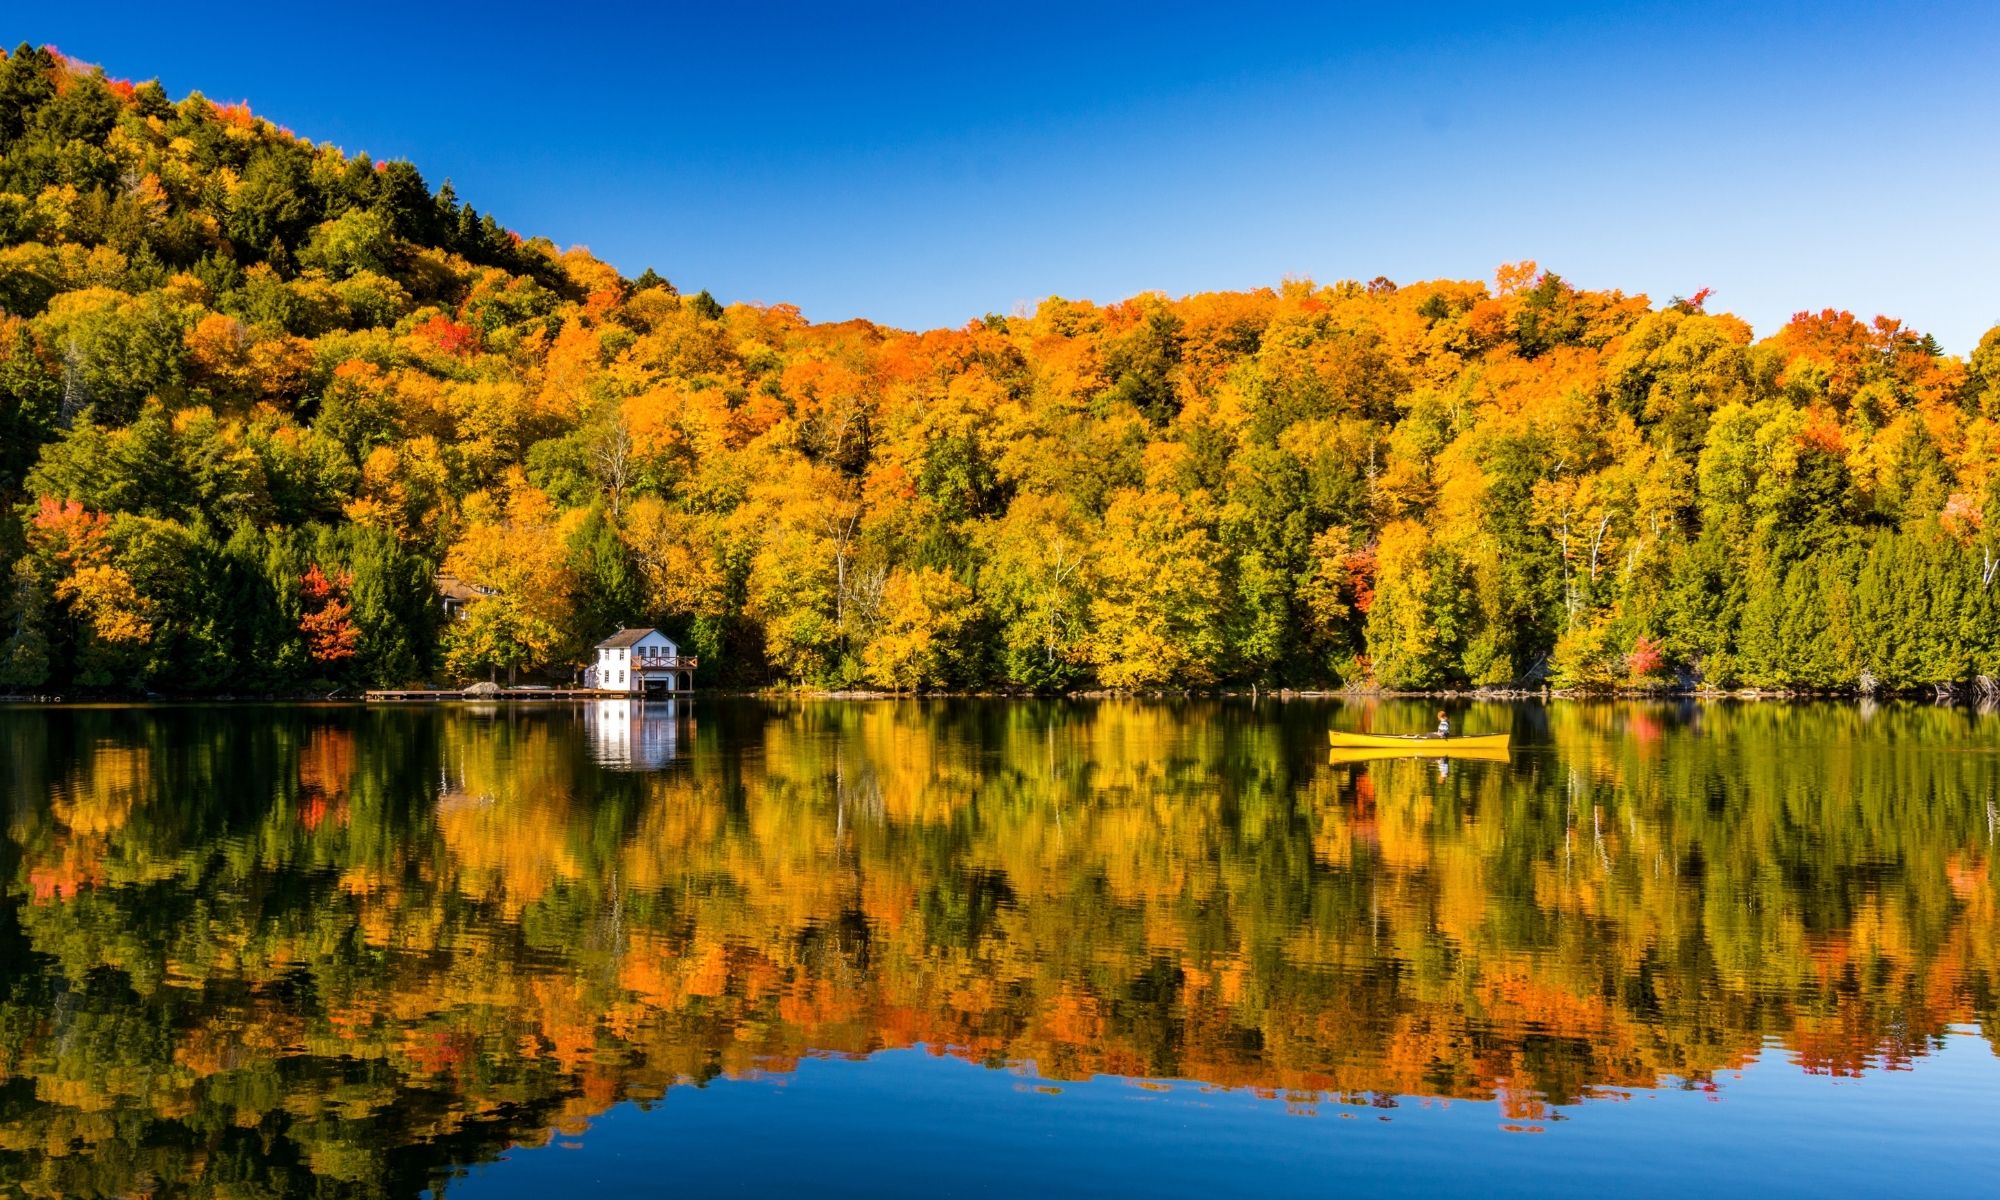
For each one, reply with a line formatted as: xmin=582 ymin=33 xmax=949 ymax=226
xmin=2 ymin=698 xmax=1997 ymax=1196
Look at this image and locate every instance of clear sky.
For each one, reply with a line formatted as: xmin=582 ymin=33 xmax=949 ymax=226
xmin=14 ymin=2 xmax=2000 ymax=349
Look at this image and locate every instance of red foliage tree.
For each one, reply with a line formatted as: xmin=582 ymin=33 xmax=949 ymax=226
xmin=1344 ymin=546 xmax=1378 ymax=614
xmin=1626 ymin=635 xmax=1665 ymax=680
xmin=414 ymin=314 xmax=479 ymax=357
xmin=30 ymin=496 xmax=112 ymax=569
xmin=299 ymin=565 xmax=361 ymax=665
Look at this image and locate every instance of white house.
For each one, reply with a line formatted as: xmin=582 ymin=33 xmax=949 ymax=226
xmin=587 ymin=628 xmax=696 ymax=696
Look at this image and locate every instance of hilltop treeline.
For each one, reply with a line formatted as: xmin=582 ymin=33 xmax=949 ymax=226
xmin=5 ymin=43 xmax=2000 ymax=693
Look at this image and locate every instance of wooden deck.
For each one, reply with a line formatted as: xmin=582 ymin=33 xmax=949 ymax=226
xmin=365 ymin=688 xmax=690 ymax=703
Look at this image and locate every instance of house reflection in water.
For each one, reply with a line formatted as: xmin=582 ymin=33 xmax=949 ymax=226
xmin=583 ymin=699 xmax=689 ymax=770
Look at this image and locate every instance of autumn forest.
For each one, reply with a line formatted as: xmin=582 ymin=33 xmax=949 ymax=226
xmin=6 ymin=44 xmax=2000 ymax=695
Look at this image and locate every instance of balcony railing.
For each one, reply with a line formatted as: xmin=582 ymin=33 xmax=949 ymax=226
xmin=632 ymin=656 xmax=699 ymax=671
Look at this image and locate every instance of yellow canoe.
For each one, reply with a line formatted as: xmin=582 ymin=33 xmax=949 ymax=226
xmin=1329 ymin=745 xmax=1511 ymax=765
xmin=1327 ymin=730 xmax=1510 ymax=753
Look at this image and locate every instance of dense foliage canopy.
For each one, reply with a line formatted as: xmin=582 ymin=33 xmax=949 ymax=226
xmin=6 ymin=44 xmax=2000 ymax=693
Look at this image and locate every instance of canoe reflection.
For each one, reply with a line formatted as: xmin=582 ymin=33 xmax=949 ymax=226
xmin=1329 ymin=744 xmax=1512 ymax=765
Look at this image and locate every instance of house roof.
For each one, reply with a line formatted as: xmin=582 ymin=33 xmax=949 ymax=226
xmin=596 ymin=628 xmax=668 ymax=649
xmin=435 ymin=574 xmax=486 ymax=603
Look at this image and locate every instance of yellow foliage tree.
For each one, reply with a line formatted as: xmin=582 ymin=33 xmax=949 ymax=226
xmin=862 ymin=567 xmax=976 ymax=690
xmin=441 ymin=469 xmax=577 ymax=678
xmin=1086 ymin=488 xmax=1224 ymax=687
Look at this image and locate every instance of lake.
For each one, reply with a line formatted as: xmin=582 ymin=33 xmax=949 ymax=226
xmin=3 ymin=698 xmax=1998 ymax=1197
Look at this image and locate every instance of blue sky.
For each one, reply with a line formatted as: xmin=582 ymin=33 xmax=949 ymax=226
xmin=15 ymin=2 xmax=2000 ymax=348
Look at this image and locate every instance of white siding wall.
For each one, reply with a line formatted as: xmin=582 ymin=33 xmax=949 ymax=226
xmin=630 ymin=632 xmax=678 ymax=662
xmin=597 ymin=646 xmax=636 ymax=693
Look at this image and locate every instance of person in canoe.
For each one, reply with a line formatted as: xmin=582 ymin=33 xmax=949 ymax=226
xmin=1434 ymin=709 xmax=1451 ymax=738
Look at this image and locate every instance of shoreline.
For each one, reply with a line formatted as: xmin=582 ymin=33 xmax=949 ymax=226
xmin=0 ymin=685 xmax=1986 ymax=706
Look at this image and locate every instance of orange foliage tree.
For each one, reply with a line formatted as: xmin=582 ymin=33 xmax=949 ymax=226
xmin=299 ymin=564 xmax=361 ymax=665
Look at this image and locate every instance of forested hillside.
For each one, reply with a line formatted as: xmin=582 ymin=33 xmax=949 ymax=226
xmin=4 ymin=43 xmax=2000 ymax=694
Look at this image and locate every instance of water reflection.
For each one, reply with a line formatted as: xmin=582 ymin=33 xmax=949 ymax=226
xmin=582 ymin=698 xmax=689 ymax=770
xmin=2 ymin=699 xmax=1998 ymax=1196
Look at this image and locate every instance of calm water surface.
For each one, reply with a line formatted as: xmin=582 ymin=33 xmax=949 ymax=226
xmin=3 ymin=699 xmax=1998 ymax=1197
